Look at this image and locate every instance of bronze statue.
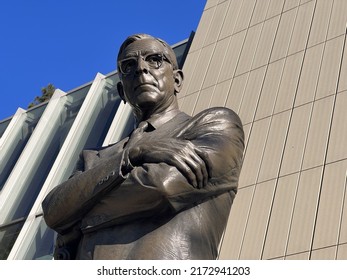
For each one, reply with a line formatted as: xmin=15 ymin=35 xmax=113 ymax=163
xmin=42 ymin=34 xmax=245 ymax=260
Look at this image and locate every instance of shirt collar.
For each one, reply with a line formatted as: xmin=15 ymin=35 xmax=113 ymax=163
xmin=145 ymin=108 xmax=181 ymax=129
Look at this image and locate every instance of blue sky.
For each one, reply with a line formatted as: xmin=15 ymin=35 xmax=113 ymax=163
xmin=0 ymin=0 xmax=206 ymax=120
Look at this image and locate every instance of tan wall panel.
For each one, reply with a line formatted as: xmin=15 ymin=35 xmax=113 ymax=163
xmin=307 ymin=0 xmax=333 ymax=48
xmin=311 ymin=246 xmax=337 ymax=260
xmin=189 ymin=7 xmax=215 ymax=53
xmin=250 ymin=0 xmax=270 ymax=26
xmin=219 ymin=0 xmax=244 ymax=39
xmin=283 ymin=0 xmax=300 ymax=12
xmin=262 ymin=173 xmax=299 ymax=259
xmin=327 ymin=0 xmax=347 ymax=40
xmin=238 ymin=66 xmax=266 ymax=124
xmin=235 ymin=24 xmax=263 ymax=76
xmin=242 ymin=123 xmax=252 ymax=149
xmin=315 ymin=36 xmax=344 ymax=100
xmin=204 ymin=1 xmax=229 ymax=47
xmin=313 ymin=160 xmax=347 ymax=250
xmin=327 ymin=91 xmax=347 ymax=163
xmin=219 ymin=186 xmax=254 ymax=259
xmin=180 ymin=50 xmax=200 ymax=98
xmin=252 ymin=16 xmax=280 ymax=70
xmin=205 ymin=0 xmax=219 ymax=11
xmin=285 ymin=252 xmax=310 ymax=260
xmin=238 ymin=117 xmax=271 ymax=188
xmin=286 ymin=167 xmax=323 ymax=255
xmin=279 ymin=103 xmax=312 ymax=176
xmin=270 ymin=8 xmax=297 ymax=62
xmin=337 ymin=244 xmax=347 ymax=260
xmin=302 ymin=96 xmax=334 ymax=170
xmin=288 ymin=1 xmax=315 ymax=56
xmin=258 ymin=111 xmax=291 ymax=182
xmin=186 ymin=44 xmax=215 ymax=94
xmin=239 ymin=180 xmax=276 ymax=259
xmin=177 ymin=96 xmax=184 ymax=109
xmin=339 ymin=179 xmax=347 ymax=244
xmin=338 ymin=41 xmax=347 ymax=93
xmin=203 ymin=37 xmax=230 ymax=89
xmin=225 ymin=73 xmax=248 ymax=113
xmin=218 ymin=31 xmax=247 ymax=83
xmin=274 ymin=51 xmax=304 ymax=114
xmin=295 ymin=43 xmax=324 ymax=107
xmin=234 ymin=0 xmax=257 ymax=33
xmin=266 ymin=0 xmax=285 ymax=19
xmin=255 ymin=59 xmax=285 ymax=120
xmin=180 ymin=92 xmax=199 ymax=116
xmin=210 ymin=79 xmax=232 ymax=108
xmin=193 ymin=87 xmax=214 ymax=115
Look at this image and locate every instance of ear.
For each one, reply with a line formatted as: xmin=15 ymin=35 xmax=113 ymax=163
xmin=117 ymin=81 xmax=126 ymax=104
xmin=173 ymin=69 xmax=184 ymax=94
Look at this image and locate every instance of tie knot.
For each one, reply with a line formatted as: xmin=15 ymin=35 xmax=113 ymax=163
xmin=137 ymin=121 xmax=148 ymax=131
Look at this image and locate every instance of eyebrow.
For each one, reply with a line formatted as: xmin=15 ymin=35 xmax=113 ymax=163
xmin=122 ymin=49 xmax=161 ymax=59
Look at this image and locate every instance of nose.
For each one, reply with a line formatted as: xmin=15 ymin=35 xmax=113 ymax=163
xmin=135 ymin=57 xmax=149 ymax=75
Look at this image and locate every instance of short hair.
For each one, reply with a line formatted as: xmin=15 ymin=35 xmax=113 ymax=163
xmin=117 ymin=34 xmax=179 ymax=73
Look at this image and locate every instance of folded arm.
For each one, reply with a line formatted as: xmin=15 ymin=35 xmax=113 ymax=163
xmin=128 ymin=107 xmax=245 ymax=211
xmin=81 ymin=108 xmax=245 ymax=230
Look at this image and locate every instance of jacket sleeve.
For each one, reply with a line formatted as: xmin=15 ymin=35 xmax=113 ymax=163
xmin=42 ymin=140 xmax=129 ymax=233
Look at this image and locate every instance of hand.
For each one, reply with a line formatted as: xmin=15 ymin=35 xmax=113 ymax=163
xmin=128 ymin=138 xmax=211 ymax=189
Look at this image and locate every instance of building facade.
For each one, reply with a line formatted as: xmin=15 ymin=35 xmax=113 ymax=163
xmin=1 ymin=0 xmax=347 ymax=260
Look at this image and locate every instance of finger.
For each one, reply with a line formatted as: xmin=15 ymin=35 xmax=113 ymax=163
xmin=184 ymin=156 xmax=204 ymax=189
xmin=169 ymin=156 xmax=198 ymax=188
xmin=195 ymin=148 xmax=212 ymax=179
xmin=187 ymin=152 xmax=208 ymax=188
xmin=182 ymin=141 xmax=208 ymax=188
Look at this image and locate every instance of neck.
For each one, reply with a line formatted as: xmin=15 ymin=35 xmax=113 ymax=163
xmin=134 ymin=98 xmax=179 ymax=123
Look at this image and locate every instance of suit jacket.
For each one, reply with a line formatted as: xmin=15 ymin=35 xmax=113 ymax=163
xmin=42 ymin=107 xmax=244 ymax=259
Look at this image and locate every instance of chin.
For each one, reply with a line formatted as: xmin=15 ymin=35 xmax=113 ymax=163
xmin=135 ymin=93 xmax=162 ymax=107
xmin=136 ymin=100 xmax=158 ymax=111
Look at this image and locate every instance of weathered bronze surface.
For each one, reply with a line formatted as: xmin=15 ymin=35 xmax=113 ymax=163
xmin=42 ymin=34 xmax=245 ymax=260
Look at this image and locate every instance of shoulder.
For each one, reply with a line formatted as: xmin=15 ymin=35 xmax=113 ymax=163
xmin=192 ymin=107 xmax=243 ymax=127
xmin=177 ymin=107 xmax=244 ymax=141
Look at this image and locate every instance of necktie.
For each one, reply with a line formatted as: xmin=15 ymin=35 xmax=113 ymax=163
xmin=126 ymin=121 xmax=148 ymax=148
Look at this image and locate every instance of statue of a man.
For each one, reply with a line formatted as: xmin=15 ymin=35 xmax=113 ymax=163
xmin=42 ymin=34 xmax=244 ymax=260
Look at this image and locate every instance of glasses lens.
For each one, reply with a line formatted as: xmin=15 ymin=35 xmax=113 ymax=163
xmin=145 ymin=54 xmax=163 ymax=68
xmin=120 ymin=58 xmax=137 ymax=74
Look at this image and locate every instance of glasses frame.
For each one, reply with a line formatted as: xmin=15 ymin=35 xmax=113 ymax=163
xmin=118 ymin=52 xmax=171 ymax=75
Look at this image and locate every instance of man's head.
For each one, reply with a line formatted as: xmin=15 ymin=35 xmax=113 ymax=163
xmin=116 ymin=34 xmax=184 ymax=121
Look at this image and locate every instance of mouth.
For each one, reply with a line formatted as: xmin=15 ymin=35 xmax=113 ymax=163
xmin=134 ymin=83 xmax=157 ymax=91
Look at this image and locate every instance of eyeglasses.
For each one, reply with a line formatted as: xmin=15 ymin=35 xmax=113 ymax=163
xmin=118 ymin=52 xmax=170 ymax=75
